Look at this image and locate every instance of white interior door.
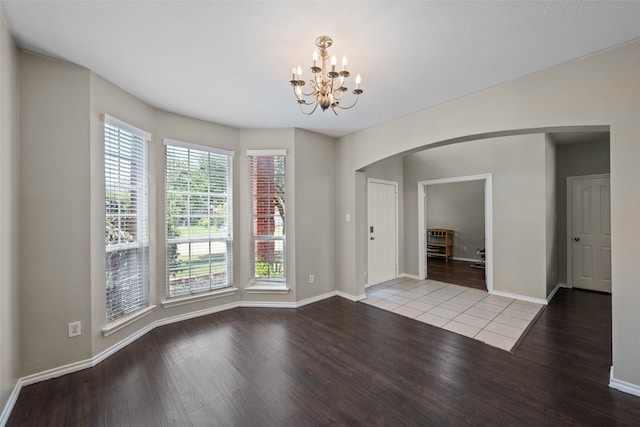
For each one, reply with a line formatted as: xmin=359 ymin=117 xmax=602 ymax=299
xmin=367 ymin=180 xmax=397 ymax=286
xmin=571 ymin=176 xmax=611 ymax=293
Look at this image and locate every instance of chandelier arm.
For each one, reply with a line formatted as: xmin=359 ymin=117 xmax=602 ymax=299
xmin=331 ymin=76 xmax=348 ymax=97
xmin=299 ymin=101 xmax=320 ymax=115
xmin=293 ymin=84 xmax=316 ymax=101
xmin=293 ymin=89 xmax=317 ymax=107
xmin=335 ymin=93 xmax=361 ymax=110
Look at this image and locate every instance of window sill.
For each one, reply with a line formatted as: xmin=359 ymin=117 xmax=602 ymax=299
xmin=102 ymin=305 xmax=156 ymax=337
xmin=161 ymin=287 xmax=238 ymax=308
xmin=245 ymin=284 xmax=290 ymax=294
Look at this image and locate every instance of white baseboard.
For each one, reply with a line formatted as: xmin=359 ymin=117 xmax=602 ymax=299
xmin=20 ymin=301 xmax=244 ymax=389
xmin=0 ymin=378 xmax=22 ymax=427
xmin=546 ymin=283 xmax=561 ymax=304
xmin=95 ymin=301 xmax=244 ymax=368
xmin=239 ymin=301 xmax=297 ymax=309
xmin=335 ymin=290 xmax=358 ymax=301
xmin=452 ymin=257 xmax=481 ymax=263
xmin=296 ymin=291 xmax=338 ymax=307
xmin=156 ymin=301 xmax=240 ymax=328
xmin=610 ymin=367 xmax=640 ymax=397
xmin=333 ymin=290 xmax=367 ymax=302
xmin=490 ymin=289 xmax=548 ymax=306
xmin=21 ymin=357 xmax=94 ymax=388
xmin=399 ymin=273 xmax=421 ymax=280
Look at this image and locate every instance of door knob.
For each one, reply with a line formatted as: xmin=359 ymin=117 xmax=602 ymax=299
xmin=574 ymin=237 xmax=580 ymax=242
xmin=370 ymin=237 xmax=375 ymax=240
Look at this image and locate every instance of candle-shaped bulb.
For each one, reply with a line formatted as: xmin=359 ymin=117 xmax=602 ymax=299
xmin=296 ymin=65 xmax=302 ymax=78
xmin=313 ymin=51 xmax=318 ymax=66
xmin=342 ymin=55 xmax=347 ymax=71
xmin=291 ymin=64 xmax=296 ymax=79
xmin=331 ymin=54 xmax=336 ymax=71
xmin=355 ymin=73 xmax=361 ymax=89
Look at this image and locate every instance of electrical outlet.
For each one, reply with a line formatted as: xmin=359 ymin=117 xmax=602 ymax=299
xmin=68 ymin=321 xmax=82 ymax=338
xmin=309 ymin=274 xmax=315 ymax=284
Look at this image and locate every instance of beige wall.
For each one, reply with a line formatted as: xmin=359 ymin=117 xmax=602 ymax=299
xmin=335 ymin=137 xmax=359 ymax=295
xmin=337 ymin=40 xmax=640 ymax=387
xmin=403 ymin=134 xmax=548 ymax=300
xmin=0 ymin=16 xmax=20 ymax=417
xmin=293 ymin=129 xmax=336 ymax=301
xmin=545 ymin=136 xmax=558 ymax=296
xmin=88 ymin=72 xmax=158 ymax=355
xmin=19 ymin=53 xmax=92 ymax=374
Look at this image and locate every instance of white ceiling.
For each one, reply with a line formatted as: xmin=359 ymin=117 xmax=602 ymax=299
xmin=1 ymin=1 xmax=640 ymax=138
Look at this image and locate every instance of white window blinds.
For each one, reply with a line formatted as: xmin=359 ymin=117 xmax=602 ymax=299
xmin=104 ymin=116 xmax=149 ymax=323
xmin=248 ymin=151 xmax=286 ymax=282
xmin=165 ymin=140 xmax=234 ymax=297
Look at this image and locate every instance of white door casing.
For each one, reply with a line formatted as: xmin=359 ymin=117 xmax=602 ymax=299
xmin=367 ymin=179 xmax=398 ymax=286
xmin=568 ymin=175 xmax=611 ymax=293
xmin=417 ymin=174 xmax=493 ymax=293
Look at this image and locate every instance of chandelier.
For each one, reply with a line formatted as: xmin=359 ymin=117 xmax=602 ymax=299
xmin=289 ymin=35 xmax=363 ymax=115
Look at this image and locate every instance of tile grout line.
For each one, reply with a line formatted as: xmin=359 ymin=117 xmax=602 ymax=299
xmin=438 ymin=290 xmax=517 ymax=342
xmin=365 ymin=279 xmax=540 ymax=351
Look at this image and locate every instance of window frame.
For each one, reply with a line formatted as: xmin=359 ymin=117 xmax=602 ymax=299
xmin=104 ymin=115 xmax=150 ymax=324
xmin=164 ymin=138 xmax=235 ymax=299
xmin=247 ymin=149 xmax=287 ymax=287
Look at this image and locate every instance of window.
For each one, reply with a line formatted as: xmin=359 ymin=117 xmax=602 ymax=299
xmin=248 ymin=150 xmax=286 ymax=283
xmin=104 ymin=116 xmax=150 ymax=323
xmin=165 ymin=139 xmax=234 ymax=298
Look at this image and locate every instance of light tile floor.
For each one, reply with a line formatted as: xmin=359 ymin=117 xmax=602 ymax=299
xmin=360 ymin=277 xmax=543 ymax=351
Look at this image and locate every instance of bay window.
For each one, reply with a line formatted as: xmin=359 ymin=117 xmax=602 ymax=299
xmin=248 ymin=150 xmax=286 ymax=284
xmin=165 ymin=139 xmax=234 ymax=298
xmin=104 ymin=116 xmax=150 ymax=322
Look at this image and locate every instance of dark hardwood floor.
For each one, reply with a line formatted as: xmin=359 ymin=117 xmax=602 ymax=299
xmin=427 ymin=257 xmax=486 ymax=290
xmin=8 ymin=289 xmax=640 ymax=426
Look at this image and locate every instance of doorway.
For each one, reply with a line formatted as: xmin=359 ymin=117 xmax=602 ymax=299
xmin=418 ymin=174 xmax=493 ymax=292
xmin=566 ymin=174 xmax=611 ymax=293
xmin=367 ymin=179 xmax=398 ymax=286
